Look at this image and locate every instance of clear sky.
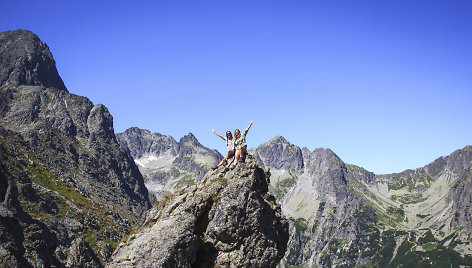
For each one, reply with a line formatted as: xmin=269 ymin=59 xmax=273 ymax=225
xmin=2 ymin=0 xmax=471 ymax=174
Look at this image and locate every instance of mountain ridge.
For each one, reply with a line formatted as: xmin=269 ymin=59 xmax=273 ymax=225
xmin=116 ymin=127 xmax=222 ymax=202
xmin=0 ymin=29 xmax=150 ymax=267
xmin=251 ymin=136 xmax=472 ymax=266
xmin=118 ymin=125 xmax=472 ymax=266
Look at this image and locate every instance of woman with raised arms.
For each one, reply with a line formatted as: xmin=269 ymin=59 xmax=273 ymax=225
xmin=211 ymin=129 xmax=235 ymax=168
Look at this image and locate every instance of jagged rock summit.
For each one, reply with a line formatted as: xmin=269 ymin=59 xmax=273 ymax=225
xmin=0 ymin=30 xmax=67 ymax=91
xmin=108 ymin=155 xmax=289 ymax=267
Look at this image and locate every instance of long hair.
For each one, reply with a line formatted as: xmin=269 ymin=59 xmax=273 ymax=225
xmin=226 ymin=131 xmax=232 ymax=147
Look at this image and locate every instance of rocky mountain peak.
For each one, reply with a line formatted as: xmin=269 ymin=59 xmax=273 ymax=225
xmin=108 ymin=155 xmax=289 ymax=267
xmin=252 ymin=135 xmax=304 ymax=170
xmin=271 ymin=135 xmax=289 ymax=143
xmin=177 ymin=132 xmax=216 ymax=157
xmin=116 ymin=128 xmax=222 ymax=202
xmin=0 ymin=30 xmax=67 ymax=91
xmin=179 ymin=132 xmax=199 ymax=145
xmin=87 ymin=104 xmax=116 ymax=144
xmin=303 ymin=147 xmax=346 ymax=181
xmin=122 ymin=126 xmax=149 ymax=136
xmin=118 ymin=127 xmax=178 ymax=160
xmin=0 ymin=30 xmax=150 ymax=267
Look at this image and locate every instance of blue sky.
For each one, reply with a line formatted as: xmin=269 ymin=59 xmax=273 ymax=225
xmin=2 ymin=0 xmax=471 ymax=174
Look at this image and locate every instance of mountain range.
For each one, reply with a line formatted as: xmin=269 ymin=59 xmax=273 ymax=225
xmin=115 ymin=127 xmax=472 ymax=267
xmin=251 ymin=136 xmax=472 ymax=267
xmin=116 ymin=127 xmax=222 ymax=203
xmin=1 ymin=29 xmax=471 ymax=267
xmin=0 ymin=29 xmax=287 ymax=267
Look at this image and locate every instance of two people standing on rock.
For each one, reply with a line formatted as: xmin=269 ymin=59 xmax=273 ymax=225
xmin=212 ymin=120 xmax=253 ymax=168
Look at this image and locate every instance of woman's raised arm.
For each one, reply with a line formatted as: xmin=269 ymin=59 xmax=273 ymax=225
xmin=242 ymin=120 xmax=254 ymax=137
xmin=212 ymin=129 xmax=226 ymax=140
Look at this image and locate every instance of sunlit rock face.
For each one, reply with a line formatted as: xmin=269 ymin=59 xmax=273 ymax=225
xmin=108 ymin=156 xmax=289 ymax=268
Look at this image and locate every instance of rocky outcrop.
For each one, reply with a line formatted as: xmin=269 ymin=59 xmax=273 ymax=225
xmin=0 ymin=30 xmax=150 ymax=267
xmin=0 ymin=30 xmax=67 ymax=91
xmin=117 ymin=127 xmax=222 ymax=201
xmin=108 ymin=156 xmax=289 ymax=267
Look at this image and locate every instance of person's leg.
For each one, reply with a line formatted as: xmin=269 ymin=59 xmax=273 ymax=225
xmin=218 ymin=155 xmax=228 ymax=167
xmin=219 ymin=150 xmax=234 ymax=166
xmin=234 ymin=147 xmax=241 ymax=166
xmin=240 ymin=146 xmax=247 ymax=162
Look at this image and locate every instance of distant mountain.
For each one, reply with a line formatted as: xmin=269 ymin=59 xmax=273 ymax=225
xmin=116 ymin=127 xmax=222 ymax=202
xmin=250 ymin=136 xmax=472 ymax=267
xmin=0 ymin=30 xmax=150 ymax=267
xmin=116 ymin=127 xmax=472 ymax=266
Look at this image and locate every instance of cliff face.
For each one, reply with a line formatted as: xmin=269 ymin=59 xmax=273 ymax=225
xmin=108 ymin=156 xmax=289 ymax=267
xmin=251 ymin=137 xmax=472 ymax=267
xmin=0 ymin=30 xmax=150 ymax=267
xmin=116 ymin=127 xmax=222 ymax=202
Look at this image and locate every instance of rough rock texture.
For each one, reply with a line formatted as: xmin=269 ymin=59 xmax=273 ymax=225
xmin=108 ymin=156 xmax=289 ymax=268
xmin=0 ymin=30 xmax=150 ymax=267
xmin=252 ymin=137 xmax=472 ymax=267
xmin=0 ymin=127 xmax=60 ymax=268
xmin=252 ymin=136 xmax=304 ymax=170
xmin=116 ymin=127 xmax=178 ymax=160
xmin=117 ymin=127 xmax=222 ymax=202
xmin=0 ymin=30 xmax=67 ymax=91
xmin=445 ymin=146 xmax=472 ymax=231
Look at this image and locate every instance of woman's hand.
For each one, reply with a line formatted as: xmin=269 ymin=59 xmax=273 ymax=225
xmin=211 ymin=129 xmax=216 ymax=133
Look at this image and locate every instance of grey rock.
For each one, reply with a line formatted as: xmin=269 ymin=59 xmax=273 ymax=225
xmin=116 ymin=127 xmax=178 ymax=159
xmin=253 ymin=136 xmax=472 ymax=267
xmin=65 ymin=238 xmax=101 ymax=268
xmin=108 ymin=156 xmax=289 ymax=267
xmin=0 ymin=30 xmax=67 ymax=91
xmin=116 ymin=127 xmax=223 ymax=200
xmin=87 ymin=104 xmax=116 ymax=144
xmin=0 ymin=30 xmax=150 ymax=267
xmin=251 ymin=136 xmax=304 ymax=170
